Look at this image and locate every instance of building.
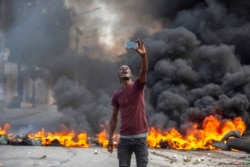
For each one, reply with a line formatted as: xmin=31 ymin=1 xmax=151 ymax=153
xmin=0 ymin=0 xmax=72 ymax=109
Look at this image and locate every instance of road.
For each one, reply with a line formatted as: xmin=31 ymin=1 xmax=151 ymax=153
xmin=0 ymin=145 xmax=250 ymax=167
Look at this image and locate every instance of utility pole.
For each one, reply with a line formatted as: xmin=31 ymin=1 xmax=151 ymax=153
xmin=29 ymin=66 xmax=40 ymax=108
xmin=0 ymin=0 xmax=6 ymax=123
xmin=72 ymin=7 xmax=100 ymax=87
xmin=74 ymin=26 xmax=83 ymax=53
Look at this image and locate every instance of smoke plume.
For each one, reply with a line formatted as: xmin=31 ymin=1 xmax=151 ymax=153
xmin=3 ymin=0 xmax=250 ymax=135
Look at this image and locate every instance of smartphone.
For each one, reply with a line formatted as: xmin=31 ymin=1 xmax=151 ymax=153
xmin=125 ymin=42 xmax=138 ymax=49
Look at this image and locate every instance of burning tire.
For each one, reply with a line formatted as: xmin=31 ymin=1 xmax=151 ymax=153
xmin=212 ymin=141 xmax=231 ymax=151
xmin=220 ymin=130 xmax=241 ymax=142
xmin=227 ymin=138 xmax=250 ymax=153
xmin=211 ymin=130 xmax=243 ymax=151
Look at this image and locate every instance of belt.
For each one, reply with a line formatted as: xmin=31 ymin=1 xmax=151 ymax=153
xmin=120 ymin=132 xmax=148 ymax=139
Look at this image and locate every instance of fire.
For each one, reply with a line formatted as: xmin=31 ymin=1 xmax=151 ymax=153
xmin=97 ymin=115 xmax=246 ymax=150
xmin=28 ymin=128 xmax=89 ymax=148
xmin=0 ymin=115 xmax=247 ymax=150
xmin=96 ymin=122 xmax=120 ymax=148
xmin=96 ymin=129 xmax=120 ymax=148
xmin=0 ymin=123 xmax=9 ymax=136
xmin=0 ymin=123 xmax=89 ymax=148
xmin=96 ymin=129 xmax=109 ymax=147
xmin=147 ymin=115 xmax=246 ymax=150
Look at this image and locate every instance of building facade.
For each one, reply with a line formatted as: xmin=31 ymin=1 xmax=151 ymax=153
xmin=0 ymin=0 xmax=71 ymax=109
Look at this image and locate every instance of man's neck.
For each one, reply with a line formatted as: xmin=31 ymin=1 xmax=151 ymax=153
xmin=121 ymin=78 xmax=132 ymax=88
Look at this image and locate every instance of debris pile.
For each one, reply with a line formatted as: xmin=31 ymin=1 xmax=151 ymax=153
xmin=0 ymin=123 xmax=89 ymax=147
xmin=212 ymin=130 xmax=250 ymax=153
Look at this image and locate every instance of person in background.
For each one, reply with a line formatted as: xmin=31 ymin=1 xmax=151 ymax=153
xmin=107 ymin=38 xmax=149 ymax=167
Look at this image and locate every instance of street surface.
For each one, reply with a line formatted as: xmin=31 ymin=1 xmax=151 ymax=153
xmin=0 ymin=145 xmax=250 ymax=167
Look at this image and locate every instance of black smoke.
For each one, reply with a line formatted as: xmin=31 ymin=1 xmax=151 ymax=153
xmin=124 ymin=27 xmax=250 ymax=130
xmin=3 ymin=0 xmax=120 ymax=135
xmin=3 ymin=0 xmax=250 ymax=135
xmin=123 ymin=0 xmax=250 ymax=131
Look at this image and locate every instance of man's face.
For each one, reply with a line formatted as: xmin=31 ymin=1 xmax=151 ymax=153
xmin=118 ymin=65 xmax=132 ymax=79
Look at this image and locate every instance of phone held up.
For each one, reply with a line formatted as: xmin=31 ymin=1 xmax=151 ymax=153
xmin=125 ymin=42 xmax=138 ymax=49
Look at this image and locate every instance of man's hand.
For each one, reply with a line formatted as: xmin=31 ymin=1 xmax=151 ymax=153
xmin=135 ymin=39 xmax=146 ymax=56
xmin=107 ymin=139 xmax=114 ymax=153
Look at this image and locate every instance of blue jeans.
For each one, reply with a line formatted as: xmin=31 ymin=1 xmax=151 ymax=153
xmin=117 ymin=138 xmax=148 ymax=167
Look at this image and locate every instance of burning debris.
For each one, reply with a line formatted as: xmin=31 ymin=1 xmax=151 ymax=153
xmin=0 ymin=123 xmax=89 ymax=147
xmin=0 ymin=114 xmax=249 ymax=154
xmin=95 ymin=114 xmax=249 ymax=153
xmin=0 ymin=134 xmax=39 ymax=146
xmin=227 ymin=138 xmax=250 ymax=153
xmin=92 ymin=114 xmax=247 ymax=151
xmin=1 ymin=122 xmax=250 ymax=167
xmin=146 ymin=115 xmax=246 ymax=150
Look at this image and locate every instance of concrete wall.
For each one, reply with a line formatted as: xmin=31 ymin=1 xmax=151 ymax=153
xmin=0 ymin=0 xmax=55 ymax=109
xmin=4 ymin=63 xmax=55 ymax=108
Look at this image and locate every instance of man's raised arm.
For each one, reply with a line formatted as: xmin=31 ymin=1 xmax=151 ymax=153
xmin=135 ymin=39 xmax=148 ymax=83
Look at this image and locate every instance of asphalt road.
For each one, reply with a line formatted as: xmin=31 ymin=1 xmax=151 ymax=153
xmin=0 ymin=145 xmax=250 ymax=167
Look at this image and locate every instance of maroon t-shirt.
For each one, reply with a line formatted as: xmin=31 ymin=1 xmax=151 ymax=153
xmin=111 ymin=79 xmax=149 ymax=136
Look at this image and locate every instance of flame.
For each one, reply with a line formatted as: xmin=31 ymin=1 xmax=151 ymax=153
xmin=0 ymin=123 xmax=89 ymax=148
xmin=96 ymin=129 xmax=109 ymax=147
xmin=96 ymin=122 xmax=119 ymax=148
xmin=147 ymin=115 xmax=246 ymax=150
xmin=0 ymin=123 xmax=10 ymax=136
xmin=1 ymin=115 xmax=247 ymax=150
xmin=28 ymin=128 xmax=89 ymax=148
xmin=97 ymin=115 xmax=246 ymax=150
xmin=96 ymin=129 xmax=120 ymax=148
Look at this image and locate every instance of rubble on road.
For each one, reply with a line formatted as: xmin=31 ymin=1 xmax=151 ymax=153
xmin=0 ymin=145 xmax=249 ymax=167
xmin=149 ymin=149 xmax=250 ymax=167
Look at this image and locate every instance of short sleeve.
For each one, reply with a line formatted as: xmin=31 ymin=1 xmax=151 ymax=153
xmin=111 ymin=90 xmax=119 ymax=108
xmin=134 ymin=78 xmax=145 ymax=89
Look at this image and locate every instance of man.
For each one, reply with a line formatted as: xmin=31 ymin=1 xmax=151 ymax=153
xmin=107 ymin=38 xmax=149 ymax=167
